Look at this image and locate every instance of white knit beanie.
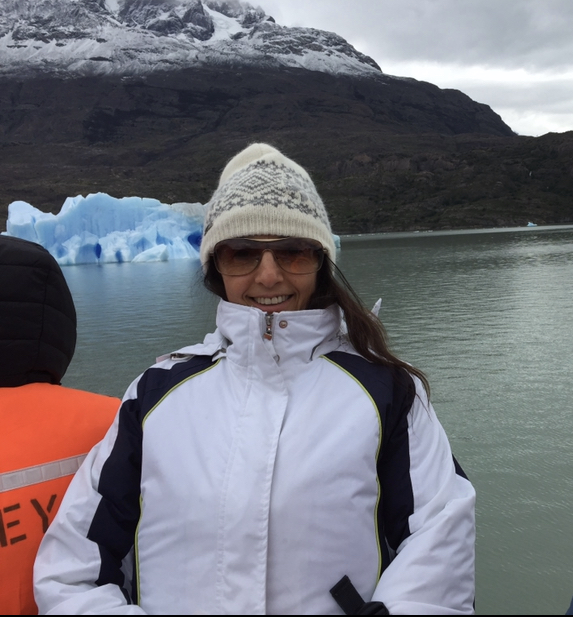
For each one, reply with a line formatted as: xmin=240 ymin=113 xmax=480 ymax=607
xmin=199 ymin=143 xmax=337 ymax=269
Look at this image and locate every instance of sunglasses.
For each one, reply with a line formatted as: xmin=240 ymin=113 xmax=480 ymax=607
xmin=213 ymin=237 xmax=325 ymax=276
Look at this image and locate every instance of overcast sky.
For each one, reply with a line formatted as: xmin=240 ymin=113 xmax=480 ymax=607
xmin=259 ymin=0 xmax=573 ymax=137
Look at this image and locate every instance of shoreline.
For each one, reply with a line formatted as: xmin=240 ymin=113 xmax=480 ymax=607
xmin=338 ymin=223 xmax=573 ymax=243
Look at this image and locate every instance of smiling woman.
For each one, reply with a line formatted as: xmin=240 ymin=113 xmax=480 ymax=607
xmin=33 ymin=142 xmax=476 ymax=616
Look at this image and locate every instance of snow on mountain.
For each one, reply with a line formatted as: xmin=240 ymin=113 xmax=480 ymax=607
xmin=0 ymin=0 xmax=382 ymax=79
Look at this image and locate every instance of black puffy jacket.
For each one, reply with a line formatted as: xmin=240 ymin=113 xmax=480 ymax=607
xmin=0 ymin=235 xmax=76 ymax=387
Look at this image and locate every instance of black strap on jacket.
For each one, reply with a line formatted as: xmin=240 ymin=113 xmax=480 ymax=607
xmin=330 ymin=575 xmax=390 ymax=615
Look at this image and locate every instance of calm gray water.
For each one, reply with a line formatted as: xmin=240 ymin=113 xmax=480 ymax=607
xmin=61 ymin=225 xmax=573 ymax=616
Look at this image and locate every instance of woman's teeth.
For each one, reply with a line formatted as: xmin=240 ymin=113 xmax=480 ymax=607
xmin=254 ymin=295 xmax=289 ymax=305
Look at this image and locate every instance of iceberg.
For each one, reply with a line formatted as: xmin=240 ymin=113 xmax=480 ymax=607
xmin=2 ymin=192 xmax=341 ymax=266
xmin=3 ymin=193 xmax=206 ymax=265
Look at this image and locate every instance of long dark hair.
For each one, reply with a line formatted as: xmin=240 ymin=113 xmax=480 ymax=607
xmin=203 ymin=255 xmax=430 ymax=396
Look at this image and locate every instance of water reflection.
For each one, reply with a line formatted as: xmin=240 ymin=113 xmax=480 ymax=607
xmin=62 ymin=259 xmax=217 ymax=397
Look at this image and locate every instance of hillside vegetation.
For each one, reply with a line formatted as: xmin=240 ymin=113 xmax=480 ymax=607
xmin=1 ymin=67 xmax=572 ymax=233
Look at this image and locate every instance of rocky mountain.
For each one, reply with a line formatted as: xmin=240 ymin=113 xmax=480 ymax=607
xmin=1 ymin=0 xmax=572 ymax=233
xmin=0 ymin=0 xmax=382 ymax=79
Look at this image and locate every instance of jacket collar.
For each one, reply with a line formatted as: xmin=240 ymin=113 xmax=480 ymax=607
xmin=215 ymin=300 xmax=343 ymax=367
xmin=165 ymin=300 xmax=344 ymax=370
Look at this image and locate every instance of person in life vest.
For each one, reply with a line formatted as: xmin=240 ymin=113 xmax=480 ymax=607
xmin=34 ymin=143 xmax=476 ymax=615
xmin=0 ymin=235 xmax=120 ymax=615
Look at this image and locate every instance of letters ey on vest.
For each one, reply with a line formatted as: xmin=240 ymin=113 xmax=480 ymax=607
xmin=0 ymin=383 xmax=119 ymax=615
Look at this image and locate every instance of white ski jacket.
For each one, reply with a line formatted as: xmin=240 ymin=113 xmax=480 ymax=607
xmin=34 ymin=300 xmax=475 ymax=615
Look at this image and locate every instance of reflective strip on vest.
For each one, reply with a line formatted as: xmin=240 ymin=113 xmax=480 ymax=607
xmin=0 ymin=454 xmax=87 ymax=493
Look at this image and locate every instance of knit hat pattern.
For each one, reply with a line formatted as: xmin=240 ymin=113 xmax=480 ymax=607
xmin=199 ymin=143 xmax=336 ymax=268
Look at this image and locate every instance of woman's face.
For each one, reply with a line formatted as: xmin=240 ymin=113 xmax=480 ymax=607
xmin=219 ymin=237 xmax=319 ymax=312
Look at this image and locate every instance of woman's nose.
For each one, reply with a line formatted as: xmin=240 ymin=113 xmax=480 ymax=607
xmin=254 ymin=250 xmax=283 ymax=285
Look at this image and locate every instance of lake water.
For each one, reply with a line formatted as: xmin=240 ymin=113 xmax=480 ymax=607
xmin=61 ymin=225 xmax=573 ymax=616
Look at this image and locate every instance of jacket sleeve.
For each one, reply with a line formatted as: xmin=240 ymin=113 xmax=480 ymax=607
xmin=33 ymin=377 xmax=148 ymax=616
xmin=371 ymin=376 xmax=476 ymax=615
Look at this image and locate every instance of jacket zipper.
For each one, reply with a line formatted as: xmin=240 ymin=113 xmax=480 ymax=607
xmin=264 ymin=312 xmax=274 ymax=340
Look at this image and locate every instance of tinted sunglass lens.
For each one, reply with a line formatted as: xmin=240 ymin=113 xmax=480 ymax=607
xmin=214 ymin=239 xmax=324 ymax=275
xmin=275 ymin=247 xmax=323 ymax=273
xmin=215 ymin=245 xmax=259 ymax=275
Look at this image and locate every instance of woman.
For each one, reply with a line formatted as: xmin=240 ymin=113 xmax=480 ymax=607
xmin=34 ymin=143 xmax=476 ymax=615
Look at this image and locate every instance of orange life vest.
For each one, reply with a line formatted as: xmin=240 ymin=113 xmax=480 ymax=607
xmin=0 ymin=382 xmax=119 ymax=615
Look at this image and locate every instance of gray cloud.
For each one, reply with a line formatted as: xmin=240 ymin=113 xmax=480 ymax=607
xmin=264 ymin=0 xmax=573 ymax=70
xmin=260 ymin=0 xmax=573 ymax=135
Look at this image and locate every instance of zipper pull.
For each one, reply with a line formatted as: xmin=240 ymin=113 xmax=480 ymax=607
xmin=264 ymin=312 xmax=274 ymax=340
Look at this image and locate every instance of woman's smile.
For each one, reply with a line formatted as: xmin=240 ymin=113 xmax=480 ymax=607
xmin=222 ymin=246 xmax=317 ymax=312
